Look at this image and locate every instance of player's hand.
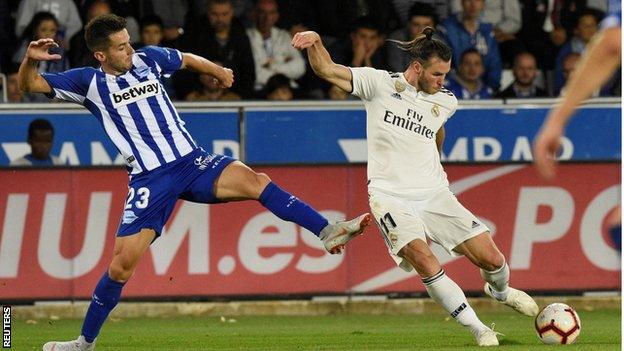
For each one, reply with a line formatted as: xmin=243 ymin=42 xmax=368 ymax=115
xmin=216 ymin=67 xmax=234 ymax=89
xmin=533 ymin=120 xmax=564 ymax=179
xmin=292 ymin=31 xmax=321 ymax=50
xmin=25 ymin=38 xmax=62 ymax=61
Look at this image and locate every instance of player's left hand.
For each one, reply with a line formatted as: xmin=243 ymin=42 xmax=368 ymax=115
xmin=533 ymin=120 xmax=564 ymax=179
xmin=216 ymin=67 xmax=234 ymax=89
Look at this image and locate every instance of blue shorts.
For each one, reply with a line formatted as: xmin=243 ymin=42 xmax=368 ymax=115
xmin=117 ymin=148 xmax=235 ymax=237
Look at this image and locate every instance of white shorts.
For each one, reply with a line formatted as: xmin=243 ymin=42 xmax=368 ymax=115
xmin=368 ymin=188 xmax=489 ymax=272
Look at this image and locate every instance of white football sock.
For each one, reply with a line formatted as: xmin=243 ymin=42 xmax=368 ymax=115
xmin=480 ymin=262 xmax=510 ymax=301
xmin=423 ymin=269 xmax=487 ymax=334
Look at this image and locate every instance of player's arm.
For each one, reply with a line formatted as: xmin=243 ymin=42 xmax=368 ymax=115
xmin=18 ymin=38 xmax=61 ymax=94
xmin=292 ymin=31 xmax=353 ymax=92
xmin=436 ymin=125 xmax=445 ymax=156
xmin=533 ymin=27 xmax=621 ymax=178
xmin=180 ymin=52 xmax=234 ymax=88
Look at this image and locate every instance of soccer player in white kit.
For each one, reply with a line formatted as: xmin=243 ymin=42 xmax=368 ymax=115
xmin=293 ymin=27 xmax=539 ymax=346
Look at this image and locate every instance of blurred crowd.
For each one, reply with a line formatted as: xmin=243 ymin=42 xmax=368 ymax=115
xmin=0 ymin=0 xmax=619 ymax=103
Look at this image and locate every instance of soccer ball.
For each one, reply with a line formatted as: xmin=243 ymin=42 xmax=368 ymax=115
xmin=534 ymin=303 xmax=581 ymax=344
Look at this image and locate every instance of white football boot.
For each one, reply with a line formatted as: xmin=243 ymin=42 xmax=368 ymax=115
xmin=473 ymin=324 xmax=502 ymax=346
xmin=319 ymin=213 xmax=371 ymax=254
xmin=484 ymin=283 xmax=539 ymax=317
xmin=42 ymin=336 xmax=95 ymax=351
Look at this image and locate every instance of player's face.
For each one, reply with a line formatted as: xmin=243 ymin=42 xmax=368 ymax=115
xmin=513 ymin=55 xmax=538 ymax=86
xmin=103 ymin=29 xmax=134 ymax=74
xmin=208 ymin=3 xmax=234 ymax=32
xmin=29 ymin=129 xmax=53 ymax=160
xmin=417 ymin=57 xmax=451 ymax=94
xmin=458 ymin=52 xmax=484 ymax=82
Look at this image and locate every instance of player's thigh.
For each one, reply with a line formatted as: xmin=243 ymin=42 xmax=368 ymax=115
xmin=369 ymin=190 xmax=429 ymax=271
xmin=213 ymin=161 xmax=271 ymax=201
xmin=421 ymin=189 xmax=490 ymax=258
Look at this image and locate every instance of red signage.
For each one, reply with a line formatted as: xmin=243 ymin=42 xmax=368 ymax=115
xmin=0 ymin=164 xmax=620 ymax=300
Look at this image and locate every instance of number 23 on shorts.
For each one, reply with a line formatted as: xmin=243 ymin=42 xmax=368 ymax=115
xmin=125 ymin=187 xmax=151 ymax=210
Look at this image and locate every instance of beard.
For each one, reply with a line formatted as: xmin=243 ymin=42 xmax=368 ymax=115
xmin=418 ymin=77 xmax=439 ymax=94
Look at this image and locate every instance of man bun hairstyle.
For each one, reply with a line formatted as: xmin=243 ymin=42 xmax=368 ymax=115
xmin=389 ymin=26 xmax=451 ymax=67
xmin=84 ymin=14 xmax=127 ymax=52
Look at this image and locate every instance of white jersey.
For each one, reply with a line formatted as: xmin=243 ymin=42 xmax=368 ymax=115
xmin=350 ymin=67 xmax=458 ymax=199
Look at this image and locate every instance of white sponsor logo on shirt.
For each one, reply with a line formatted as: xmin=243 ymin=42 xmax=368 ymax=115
xmin=110 ymin=79 xmax=160 ymax=108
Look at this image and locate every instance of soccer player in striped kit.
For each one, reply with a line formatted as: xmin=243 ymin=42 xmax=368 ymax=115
xmin=293 ymin=27 xmax=539 ymax=346
xmin=18 ymin=14 xmax=371 ymax=351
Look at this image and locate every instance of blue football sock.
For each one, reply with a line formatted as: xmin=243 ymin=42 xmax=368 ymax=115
xmin=259 ymin=182 xmax=329 ymax=236
xmin=80 ymin=272 xmax=125 ymax=343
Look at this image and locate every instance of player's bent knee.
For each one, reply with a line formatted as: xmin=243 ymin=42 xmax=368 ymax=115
xmin=108 ymin=258 xmax=137 ymax=283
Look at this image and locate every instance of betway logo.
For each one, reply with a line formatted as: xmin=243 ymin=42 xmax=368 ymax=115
xmin=110 ymin=79 xmax=160 ymax=108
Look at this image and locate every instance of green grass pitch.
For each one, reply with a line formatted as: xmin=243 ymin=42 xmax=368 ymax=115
xmin=12 ymin=309 xmax=620 ymax=350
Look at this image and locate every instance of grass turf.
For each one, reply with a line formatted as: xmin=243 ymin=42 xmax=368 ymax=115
xmin=12 ymin=308 xmax=620 ymax=350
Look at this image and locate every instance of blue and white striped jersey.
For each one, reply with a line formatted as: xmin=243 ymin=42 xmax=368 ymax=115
xmin=41 ymin=46 xmax=197 ymax=175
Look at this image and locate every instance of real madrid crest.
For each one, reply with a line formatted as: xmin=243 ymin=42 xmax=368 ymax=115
xmin=394 ymin=80 xmax=406 ymax=93
xmin=431 ymin=103 xmax=440 ymax=117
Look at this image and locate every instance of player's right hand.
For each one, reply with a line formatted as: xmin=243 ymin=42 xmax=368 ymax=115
xmin=292 ymin=31 xmax=321 ymax=50
xmin=26 ymin=38 xmax=62 ymax=61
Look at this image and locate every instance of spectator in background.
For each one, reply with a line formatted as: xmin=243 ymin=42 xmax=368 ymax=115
xmin=386 ymin=2 xmax=437 ymax=72
xmin=1 ymin=64 xmax=24 ymax=103
xmin=137 ymin=0 xmax=188 ymax=46
xmin=392 ymin=0 xmax=451 ymax=23
xmin=10 ymin=119 xmax=64 ymax=166
xmin=247 ymin=0 xmax=305 ymax=94
xmin=327 ymin=84 xmax=349 ymax=100
xmin=15 ymin=0 xmax=82 ymax=50
xmin=439 ymin=0 xmax=502 ymax=91
xmin=185 ymin=71 xmax=241 ymax=101
xmin=264 ymin=73 xmax=294 ymax=100
xmin=554 ymin=9 xmax=603 ymax=94
xmin=451 ymin=0 xmax=523 ymax=67
xmin=137 ymin=14 xmax=163 ymax=48
xmin=69 ymin=0 xmax=111 ymax=68
xmin=445 ymin=48 xmax=494 ymax=99
xmin=177 ymin=0 xmax=255 ymax=99
xmin=497 ymin=51 xmax=548 ymax=98
xmin=329 ymin=16 xmax=387 ymax=69
xmin=13 ymin=12 xmax=68 ymax=102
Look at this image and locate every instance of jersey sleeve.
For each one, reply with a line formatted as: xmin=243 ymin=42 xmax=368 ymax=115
xmin=41 ymin=67 xmax=90 ymax=104
xmin=139 ymin=46 xmax=183 ymax=76
xmin=349 ymin=67 xmax=383 ymax=101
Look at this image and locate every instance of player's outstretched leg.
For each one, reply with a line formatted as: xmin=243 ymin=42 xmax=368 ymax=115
xmin=258 ymin=181 xmax=371 ymax=254
xmin=423 ymin=269 xmax=501 ymax=346
xmin=481 ymin=263 xmax=539 ymax=317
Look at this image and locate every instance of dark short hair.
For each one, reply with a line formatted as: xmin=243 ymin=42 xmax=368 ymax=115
xmin=389 ymin=27 xmax=451 ymax=66
xmin=408 ymin=2 xmax=438 ymax=25
xmin=84 ymin=14 xmax=127 ymax=52
xmin=459 ymin=47 xmax=482 ymax=63
xmin=140 ymin=14 xmax=163 ymax=31
xmin=28 ymin=119 xmax=54 ymax=139
xmin=265 ymin=74 xmax=291 ymax=94
xmin=353 ymin=16 xmax=380 ymax=33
